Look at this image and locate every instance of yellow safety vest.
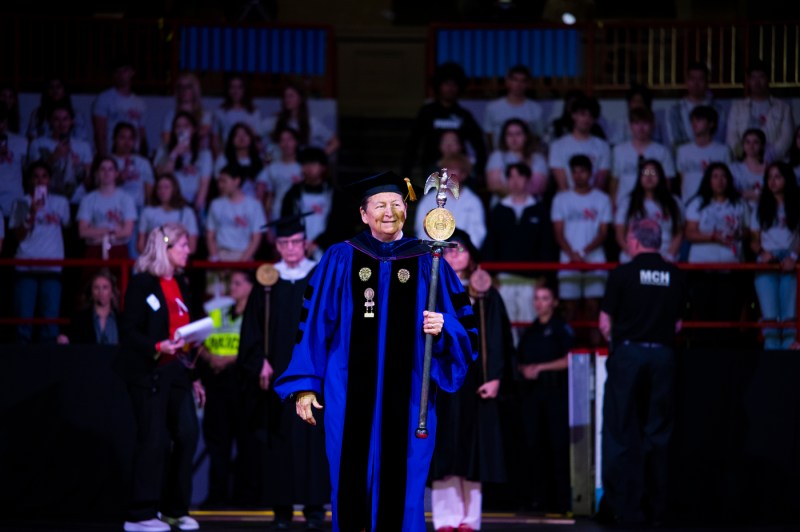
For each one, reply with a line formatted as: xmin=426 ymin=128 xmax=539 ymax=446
xmin=204 ymin=307 xmax=243 ymax=356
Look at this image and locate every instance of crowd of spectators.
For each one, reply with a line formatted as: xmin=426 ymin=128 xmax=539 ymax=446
xmin=1 ymin=55 xmax=798 ymax=350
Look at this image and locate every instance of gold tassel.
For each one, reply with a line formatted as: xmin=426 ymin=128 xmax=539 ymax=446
xmin=404 ymin=177 xmax=417 ymax=202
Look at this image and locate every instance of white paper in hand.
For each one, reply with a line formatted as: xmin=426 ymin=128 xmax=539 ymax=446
xmin=173 ymin=317 xmax=214 ymax=344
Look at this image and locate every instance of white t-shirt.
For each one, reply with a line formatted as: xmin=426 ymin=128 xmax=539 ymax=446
xmin=213 ymin=107 xmax=264 ymax=147
xmin=256 ymin=160 xmax=302 ymax=222
xmin=290 ymin=186 xmax=334 ymax=244
xmin=154 ymin=147 xmax=213 ymax=204
xmin=138 ymin=205 xmax=199 ymax=238
xmin=0 ymin=132 xmax=28 ymax=216
xmin=548 ymin=134 xmax=611 ymax=189
xmin=685 ymin=196 xmax=748 ymax=262
xmin=9 ymin=194 xmax=71 ymax=271
xmin=213 ymin=154 xmax=262 ymax=198
xmin=206 ymin=195 xmax=266 ymax=252
xmin=551 ymin=188 xmax=612 ymax=263
xmin=750 ymin=203 xmax=797 ymax=252
xmin=92 ymin=88 xmax=147 ymax=151
xmin=483 ymin=97 xmax=544 ymax=144
xmin=113 ymin=154 xmax=154 ymax=208
xmin=730 ymin=161 xmax=764 ymax=212
xmin=611 ymin=141 xmax=676 ymax=202
xmin=76 ymin=188 xmax=138 ymax=245
xmin=676 ymin=141 xmax=731 ymax=203
xmin=615 ymin=195 xmax=683 ymax=261
xmin=413 ymin=184 xmax=487 ymax=249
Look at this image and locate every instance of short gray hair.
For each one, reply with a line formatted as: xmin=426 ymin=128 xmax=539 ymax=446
xmin=630 ymin=218 xmax=662 ymax=250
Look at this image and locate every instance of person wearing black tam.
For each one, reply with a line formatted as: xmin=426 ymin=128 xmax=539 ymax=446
xmin=430 ymin=228 xmax=512 ymax=532
xmin=273 ymin=171 xmax=478 ymax=531
xmin=237 ymin=211 xmax=329 ymax=529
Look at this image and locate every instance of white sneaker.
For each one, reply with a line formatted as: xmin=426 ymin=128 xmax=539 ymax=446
xmin=123 ymin=518 xmax=171 ymax=532
xmin=161 ymin=514 xmax=200 ymax=531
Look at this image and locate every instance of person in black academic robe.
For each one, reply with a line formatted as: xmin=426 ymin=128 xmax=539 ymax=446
xmin=516 ymin=284 xmax=575 ymax=514
xmin=430 ymin=228 xmax=513 ymax=532
xmin=237 ymin=214 xmax=329 ymax=530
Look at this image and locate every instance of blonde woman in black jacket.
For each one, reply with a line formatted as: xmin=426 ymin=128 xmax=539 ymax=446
xmin=120 ymin=222 xmax=205 ymax=532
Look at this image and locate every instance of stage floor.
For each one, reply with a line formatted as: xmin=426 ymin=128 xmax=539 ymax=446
xmin=3 ymin=511 xmax=797 ymax=531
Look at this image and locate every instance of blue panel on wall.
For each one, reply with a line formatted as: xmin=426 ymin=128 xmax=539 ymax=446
xmin=432 ymin=26 xmax=583 ymax=80
xmin=294 ymin=30 xmax=303 ymax=74
xmin=259 ymin=30 xmax=268 ymax=73
xmin=211 ymin=28 xmax=221 ymax=71
xmin=178 ymin=25 xmax=329 ymax=75
xmin=437 ymin=30 xmax=448 ymax=65
xmin=246 ymin=29 xmax=256 ymax=72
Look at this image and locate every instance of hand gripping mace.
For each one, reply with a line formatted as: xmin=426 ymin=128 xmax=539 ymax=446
xmin=415 ymin=168 xmax=460 ymax=439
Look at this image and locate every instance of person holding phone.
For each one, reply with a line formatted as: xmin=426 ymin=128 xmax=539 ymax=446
xmin=119 ymin=222 xmax=205 ymax=532
xmin=8 ymin=161 xmax=71 ymax=344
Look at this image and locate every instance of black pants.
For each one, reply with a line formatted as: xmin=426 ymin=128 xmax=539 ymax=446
xmin=203 ymin=367 xmax=265 ymax=507
xmin=519 ymin=373 xmax=571 ymax=513
xmin=602 ymin=343 xmax=675 ymax=524
xmin=127 ymin=361 xmax=198 ymax=522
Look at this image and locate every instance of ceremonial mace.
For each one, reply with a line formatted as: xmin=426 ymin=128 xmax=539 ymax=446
xmin=256 ymin=264 xmax=279 ymax=360
xmin=415 ymin=168 xmax=459 ymax=439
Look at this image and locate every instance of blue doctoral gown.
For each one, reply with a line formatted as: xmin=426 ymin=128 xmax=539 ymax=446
xmin=274 ymin=231 xmax=478 ymax=532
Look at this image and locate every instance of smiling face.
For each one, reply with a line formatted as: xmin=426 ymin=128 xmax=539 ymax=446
xmin=360 ymin=192 xmax=407 ymax=242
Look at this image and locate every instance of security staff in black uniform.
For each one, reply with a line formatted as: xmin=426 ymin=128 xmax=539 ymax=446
xmin=598 ymin=218 xmax=686 ymax=527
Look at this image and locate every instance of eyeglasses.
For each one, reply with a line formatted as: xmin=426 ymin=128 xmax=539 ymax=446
xmin=276 ymin=237 xmax=305 ymax=247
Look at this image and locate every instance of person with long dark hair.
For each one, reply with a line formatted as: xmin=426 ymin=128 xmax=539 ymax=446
xmin=267 ymin=83 xmax=340 ymax=156
xmin=485 ymin=118 xmax=548 ymax=200
xmin=614 ymin=160 xmax=683 ymax=263
xmin=212 ymin=73 xmax=262 ymax=158
xmin=120 ymin=222 xmax=205 ymax=532
xmin=213 ymin=122 xmax=264 ymax=200
xmin=749 ymin=162 xmax=800 ymax=349
xmin=154 ymin=111 xmax=213 ymax=214
xmin=684 ymin=162 xmax=750 ymax=346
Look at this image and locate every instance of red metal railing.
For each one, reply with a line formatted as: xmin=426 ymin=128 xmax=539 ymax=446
xmin=0 ymin=258 xmax=796 ymax=336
